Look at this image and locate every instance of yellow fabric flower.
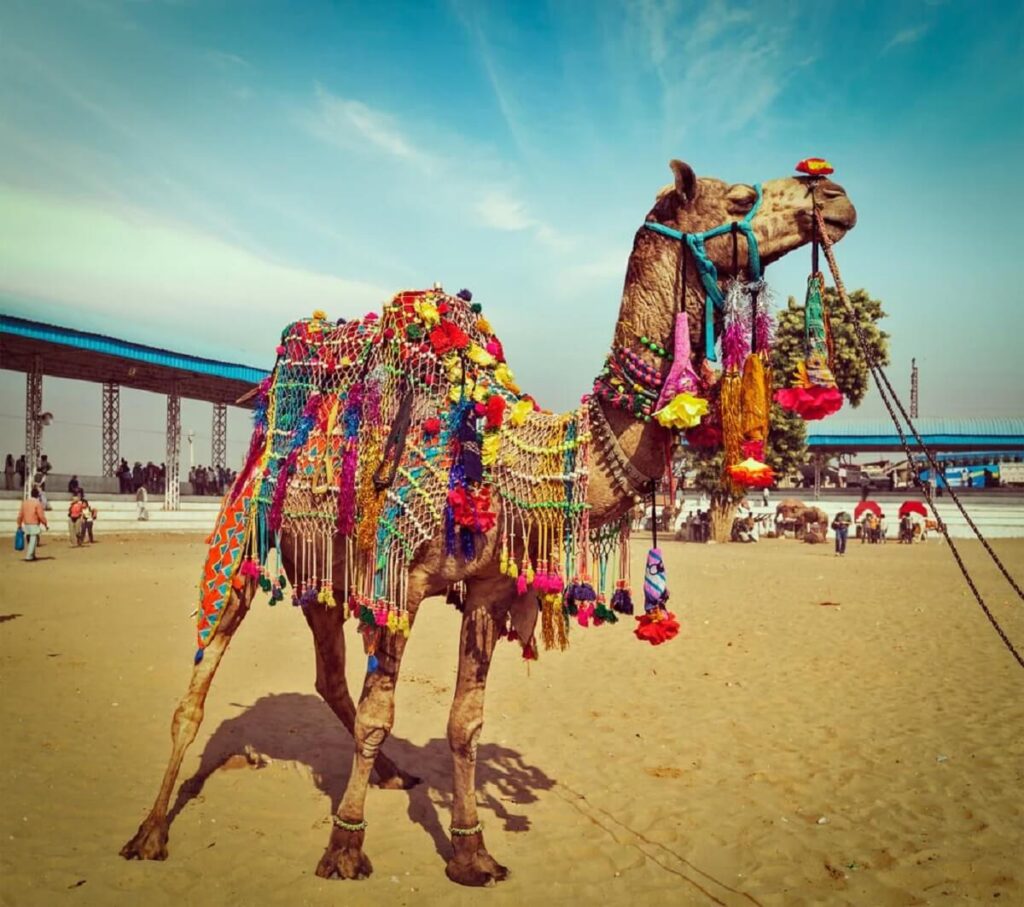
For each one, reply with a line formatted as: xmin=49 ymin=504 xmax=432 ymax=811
xmin=475 ymin=317 xmax=492 ymax=334
xmin=449 ymin=377 xmax=475 ymax=403
xmin=494 ymin=363 xmax=520 ymax=395
xmin=509 ymin=399 xmax=533 ymax=426
xmin=481 ymin=433 xmax=501 ymax=466
xmin=311 ymin=308 xmax=327 ymax=321
xmin=416 ymin=299 xmax=440 ymax=326
xmin=466 ymin=343 xmax=496 ymax=368
xmin=654 ymin=392 xmax=708 ymax=429
xmin=471 ymin=382 xmax=490 ymax=403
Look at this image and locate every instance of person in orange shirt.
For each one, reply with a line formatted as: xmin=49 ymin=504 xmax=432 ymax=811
xmin=17 ymin=487 xmax=49 ymax=561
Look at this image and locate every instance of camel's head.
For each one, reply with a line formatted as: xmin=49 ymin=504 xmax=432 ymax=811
xmin=649 ymin=159 xmax=857 ymax=275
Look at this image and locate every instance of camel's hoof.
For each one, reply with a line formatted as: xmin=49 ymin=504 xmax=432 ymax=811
xmin=120 ymin=820 xmax=169 ymax=861
xmin=446 ymin=834 xmax=510 ymax=887
xmin=315 ymin=827 xmax=373 ymax=880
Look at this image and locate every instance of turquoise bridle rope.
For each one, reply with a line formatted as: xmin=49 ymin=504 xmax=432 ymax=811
xmin=643 ymin=183 xmax=763 ymax=362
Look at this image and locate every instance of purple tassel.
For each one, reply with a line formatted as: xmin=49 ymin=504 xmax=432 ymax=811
xmin=611 ymin=587 xmax=634 ymax=615
xmin=574 ymin=582 xmax=596 ymax=603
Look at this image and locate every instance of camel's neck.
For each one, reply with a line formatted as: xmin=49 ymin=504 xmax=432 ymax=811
xmin=584 ymin=228 xmax=705 ymax=524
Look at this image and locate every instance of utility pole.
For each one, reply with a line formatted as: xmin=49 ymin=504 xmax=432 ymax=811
xmin=910 ymin=358 xmax=919 ymax=419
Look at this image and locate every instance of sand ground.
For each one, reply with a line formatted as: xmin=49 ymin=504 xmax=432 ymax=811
xmin=1 ymin=532 xmax=1022 ymax=906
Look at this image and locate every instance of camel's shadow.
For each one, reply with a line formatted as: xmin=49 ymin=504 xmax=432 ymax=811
xmin=170 ymin=692 xmax=554 ymax=860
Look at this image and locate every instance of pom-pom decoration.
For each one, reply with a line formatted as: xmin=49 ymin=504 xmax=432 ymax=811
xmin=654 ymin=391 xmax=709 ymax=429
xmin=774 ymin=273 xmax=843 ymax=421
xmin=726 ymin=457 xmax=775 ymax=489
xmin=796 ymin=157 xmax=834 ymax=177
xmin=634 ymin=609 xmax=680 ymax=646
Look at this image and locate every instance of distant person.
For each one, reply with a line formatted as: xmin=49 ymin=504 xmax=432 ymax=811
xmin=67 ymin=495 xmax=85 ymax=546
xmin=838 ymin=465 xmax=847 ymax=488
xmin=37 ymin=454 xmax=52 ymax=489
xmin=15 ymin=454 xmax=26 ymax=489
xmin=961 ymin=467 xmax=970 ymax=489
xmin=4 ymin=454 xmax=14 ymax=490
xmin=860 ymin=479 xmax=870 ymax=501
xmin=831 ymin=511 xmax=851 ymax=556
xmin=136 ymin=484 xmax=149 ymax=521
xmin=68 ymin=475 xmax=81 ymax=495
xmin=80 ymin=499 xmax=97 ymax=544
xmin=878 ymin=513 xmax=888 ymax=544
xmin=17 ymin=487 xmax=48 ymax=561
xmin=761 ymin=487 xmax=770 ymax=508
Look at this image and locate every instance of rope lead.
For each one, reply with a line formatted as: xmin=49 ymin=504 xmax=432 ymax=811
xmin=813 ymin=208 xmax=1024 ymax=670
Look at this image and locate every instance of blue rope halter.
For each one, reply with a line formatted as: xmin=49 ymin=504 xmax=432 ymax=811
xmin=643 ymin=183 xmax=763 ymax=362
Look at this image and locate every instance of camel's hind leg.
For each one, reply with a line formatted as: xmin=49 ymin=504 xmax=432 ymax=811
xmin=303 ymin=602 xmax=419 ymax=789
xmin=121 ymin=582 xmax=254 ymax=860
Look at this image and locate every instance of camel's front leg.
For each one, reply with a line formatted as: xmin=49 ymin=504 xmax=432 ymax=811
xmin=446 ymin=586 xmax=509 ymax=887
xmin=314 ymin=588 xmax=422 ymax=881
xmin=121 ymin=582 xmax=253 ymax=860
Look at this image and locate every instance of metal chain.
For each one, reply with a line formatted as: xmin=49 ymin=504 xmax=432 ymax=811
xmin=815 ymin=209 xmax=1023 ymax=669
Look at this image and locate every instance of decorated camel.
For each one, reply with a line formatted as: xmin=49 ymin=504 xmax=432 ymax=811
xmin=122 ymin=159 xmax=856 ymax=884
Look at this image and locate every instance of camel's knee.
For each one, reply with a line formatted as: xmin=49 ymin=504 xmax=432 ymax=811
xmin=448 ymin=718 xmax=483 ymax=761
xmin=170 ymin=699 xmax=203 ymax=743
xmin=355 ymin=725 xmax=390 ymax=760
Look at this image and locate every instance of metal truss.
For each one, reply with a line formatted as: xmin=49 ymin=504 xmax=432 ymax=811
xmin=102 ymin=382 xmax=120 ymax=477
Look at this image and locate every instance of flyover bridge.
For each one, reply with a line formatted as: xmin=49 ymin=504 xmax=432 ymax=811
xmin=0 ymin=314 xmax=270 ymax=510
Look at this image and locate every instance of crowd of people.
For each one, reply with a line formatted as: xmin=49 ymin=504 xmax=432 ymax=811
xmin=187 ymin=464 xmax=237 ymax=496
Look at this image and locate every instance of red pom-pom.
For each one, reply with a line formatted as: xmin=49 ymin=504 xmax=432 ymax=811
xmin=796 ymin=157 xmax=834 ymax=177
xmin=685 ymin=422 xmax=722 ymax=449
xmin=383 ymin=327 xmax=395 ymax=340
xmin=634 ymin=610 xmax=680 ymax=646
xmin=423 ymin=417 xmax=441 ymax=435
xmin=774 ymin=385 xmax=843 ymax=421
xmin=437 ymin=302 xmax=449 ymax=314
xmin=485 ymin=394 xmax=506 ymax=429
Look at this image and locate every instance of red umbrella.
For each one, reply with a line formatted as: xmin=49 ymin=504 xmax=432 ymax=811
xmin=899 ymin=500 xmax=928 ymax=518
xmin=854 ymin=500 xmax=882 ymax=520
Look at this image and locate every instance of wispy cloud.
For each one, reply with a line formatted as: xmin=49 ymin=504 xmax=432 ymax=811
xmin=303 ymin=83 xmax=434 ymax=170
xmin=622 ymin=0 xmax=798 ymax=136
xmin=205 ymin=49 xmax=249 ymax=68
xmin=884 ymin=24 xmax=930 ymax=53
xmin=302 ymin=85 xmax=574 ymax=253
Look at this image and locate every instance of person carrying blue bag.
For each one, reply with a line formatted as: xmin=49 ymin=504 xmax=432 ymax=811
xmin=16 ymin=487 xmax=49 ymax=561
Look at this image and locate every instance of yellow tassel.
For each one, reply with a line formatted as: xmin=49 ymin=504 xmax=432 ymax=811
xmin=740 ymin=354 xmax=770 ymax=444
xmin=720 ymin=371 xmax=744 ymax=479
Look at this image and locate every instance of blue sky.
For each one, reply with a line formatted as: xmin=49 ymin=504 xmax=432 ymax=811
xmin=1 ymin=0 xmax=1022 ymax=469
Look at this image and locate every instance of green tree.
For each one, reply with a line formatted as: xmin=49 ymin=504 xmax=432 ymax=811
xmin=768 ymin=287 xmax=890 ymax=482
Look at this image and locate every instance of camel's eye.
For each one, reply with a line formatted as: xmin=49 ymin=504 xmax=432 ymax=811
xmin=726 ymin=184 xmax=757 ymax=215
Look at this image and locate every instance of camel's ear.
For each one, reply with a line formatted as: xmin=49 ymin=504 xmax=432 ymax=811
xmin=670 ymin=159 xmax=700 ymax=208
